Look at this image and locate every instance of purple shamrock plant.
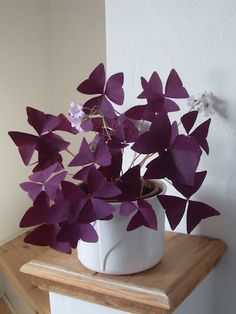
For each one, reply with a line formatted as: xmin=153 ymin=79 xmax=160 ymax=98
xmin=9 ymin=63 xmax=220 ymax=253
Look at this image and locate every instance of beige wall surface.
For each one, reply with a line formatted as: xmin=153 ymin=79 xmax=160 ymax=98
xmin=0 ymin=0 xmax=52 ymax=244
xmin=0 ymin=0 xmax=106 ymax=244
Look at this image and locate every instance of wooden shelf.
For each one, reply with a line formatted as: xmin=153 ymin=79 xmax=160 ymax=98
xmin=0 ymin=233 xmax=50 ymax=314
xmin=0 ymin=298 xmax=11 ymax=314
xmin=20 ymin=232 xmax=226 ymax=314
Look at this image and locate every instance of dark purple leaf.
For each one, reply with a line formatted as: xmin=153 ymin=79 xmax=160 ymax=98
xmin=157 ymin=195 xmax=187 ymax=230
xmin=170 ymin=135 xmax=202 ymax=185
xmin=187 ymin=200 xmax=220 ymax=233
xmin=173 ymin=171 xmax=207 ymax=199
xmin=170 ymin=121 xmax=178 ymax=146
xmin=45 ymin=171 xmax=67 ymax=200
xmin=190 ymin=119 xmax=211 ymax=154
xmin=57 ymin=222 xmax=98 ymax=248
xmin=29 ymin=163 xmax=59 ymax=183
xmin=20 ymin=182 xmax=42 ymax=201
xmin=20 ymin=191 xmax=49 ymax=227
xmin=79 ymin=198 xmax=116 ymax=223
xmin=127 ymin=199 xmax=157 ymax=231
xmin=138 ymin=72 xmax=163 ymax=101
xmin=83 ymin=95 xmax=117 ymax=119
xmin=165 ymin=69 xmax=189 ymax=98
xmin=77 ymin=63 xmax=105 ymax=95
xmin=27 ymin=107 xmax=59 ymax=135
xmin=144 ymin=153 xmax=172 ymax=180
xmin=116 ymin=165 xmax=142 ymax=201
xmin=53 ymin=113 xmax=78 ymax=134
xmin=69 ymin=138 xmax=93 ymax=167
xmin=120 ymin=201 xmax=137 ymax=217
xmin=87 ymin=166 xmax=121 ymax=199
xmin=181 ymin=111 xmax=198 ymax=134
xmin=99 ymin=152 xmax=122 ymax=180
xmin=25 ymin=224 xmax=72 ymax=253
xmin=125 ymin=105 xmax=157 ymax=121
xmin=61 ymin=181 xmax=89 ymax=223
xmin=47 ymin=189 xmax=68 ymax=224
xmin=132 ymin=113 xmax=171 ymax=154
xmin=8 ymin=131 xmax=38 ymax=165
xmin=36 ymin=132 xmax=70 ymax=171
xmin=73 ymin=165 xmax=93 ymax=181
xmin=105 ymin=72 xmax=124 ymax=105
xmin=163 ymin=98 xmax=180 ymax=112
xmin=93 ymin=135 xmax=112 ymax=166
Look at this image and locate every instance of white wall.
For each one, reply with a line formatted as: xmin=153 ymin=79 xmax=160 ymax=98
xmin=0 ymin=0 xmax=106 ymax=244
xmin=105 ymin=1 xmax=236 ymax=313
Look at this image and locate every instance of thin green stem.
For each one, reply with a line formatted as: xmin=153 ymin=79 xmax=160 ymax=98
xmin=66 ymin=149 xmax=76 ymax=157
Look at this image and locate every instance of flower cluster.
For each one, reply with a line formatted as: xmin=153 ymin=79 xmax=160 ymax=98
xmin=9 ymin=64 xmax=220 ymax=253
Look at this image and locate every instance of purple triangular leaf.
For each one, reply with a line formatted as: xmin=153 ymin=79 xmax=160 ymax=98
xmin=138 ymin=199 xmax=157 ymax=229
xmin=69 ymin=138 xmax=94 ymax=167
xmin=25 ymin=224 xmax=72 ymax=253
xmin=190 ymin=119 xmax=211 ymax=154
xmin=29 ymin=163 xmax=59 ymax=183
xmin=170 ymin=135 xmax=202 ymax=185
xmin=120 ymin=202 xmax=137 ymax=217
xmin=138 ymin=72 xmax=163 ymax=101
xmin=157 ymin=195 xmax=187 ymax=230
xmin=132 ymin=113 xmax=171 ymax=153
xmin=127 ymin=199 xmax=157 ymax=231
xmin=45 ymin=171 xmax=67 ymax=200
xmin=73 ymin=165 xmax=93 ymax=181
xmin=93 ymin=135 xmax=112 ymax=166
xmin=77 ymin=63 xmax=105 ymax=95
xmin=187 ymin=200 xmax=220 ymax=233
xmin=53 ymin=113 xmax=78 ymax=134
xmin=8 ymin=131 xmax=38 ymax=165
xmin=99 ymin=152 xmax=122 ymax=180
xmin=87 ymin=167 xmax=121 ymax=199
xmin=20 ymin=182 xmax=42 ymax=201
xmin=144 ymin=153 xmax=172 ymax=180
xmin=181 ymin=111 xmax=198 ymax=134
xmin=27 ymin=107 xmax=60 ymax=135
xmin=47 ymin=190 xmax=68 ymax=224
xmin=116 ymin=165 xmax=142 ymax=201
xmin=79 ymin=198 xmax=116 ymax=223
xmin=61 ymin=181 xmax=89 ymax=223
xmin=105 ymin=72 xmax=124 ymax=105
xmin=20 ymin=191 xmax=50 ymax=227
xmin=163 ymin=98 xmax=180 ymax=112
xmin=165 ymin=69 xmax=189 ymax=99
xmin=170 ymin=121 xmax=179 ymax=146
xmin=57 ymin=222 xmax=98 ymax=248
xmin=173 ymin=171 xmax=207 ymax=199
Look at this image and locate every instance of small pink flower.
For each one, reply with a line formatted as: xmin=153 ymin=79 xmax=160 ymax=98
xmin=68 ymin=102 xmax=85 ymax=132
xmin=186 ymin=92 xmax=215 ymax=117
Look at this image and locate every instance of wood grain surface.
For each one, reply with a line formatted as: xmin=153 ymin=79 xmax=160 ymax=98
xmin=20 ymin=232 xmax=226 ymax=314
xmin=0 ymin=233 xmax=50 ymax=314
xmin=0 ymin=298 xmax=11 ymax=314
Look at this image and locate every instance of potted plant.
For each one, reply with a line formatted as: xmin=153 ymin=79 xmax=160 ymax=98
xmin=9 ymin=64 xmax=220 ymax=275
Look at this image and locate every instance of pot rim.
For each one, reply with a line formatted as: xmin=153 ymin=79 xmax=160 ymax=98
xmin=105 ymin=179 xmax=167 ymax=204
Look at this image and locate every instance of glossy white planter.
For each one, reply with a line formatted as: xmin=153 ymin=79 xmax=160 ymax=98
xmin=77 ymin=181 xmax=166 ymax=275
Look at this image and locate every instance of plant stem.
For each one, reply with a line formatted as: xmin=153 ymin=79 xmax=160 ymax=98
xmin=139 ymin=153 xmax=154 ymax=168
xmin=66 ymin=149 xmax=76 ymax=157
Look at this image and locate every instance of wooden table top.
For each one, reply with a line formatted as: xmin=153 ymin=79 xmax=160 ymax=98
xmin=20 ymin=232 xmax=226 ymax=314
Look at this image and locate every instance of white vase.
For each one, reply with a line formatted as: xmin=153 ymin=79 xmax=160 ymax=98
xmin=77 ymin=180 xmax=166 ymax=275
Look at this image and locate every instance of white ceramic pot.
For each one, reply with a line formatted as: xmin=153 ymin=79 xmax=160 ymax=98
xmin=77 ymin=180 xmax=166 ymax=275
